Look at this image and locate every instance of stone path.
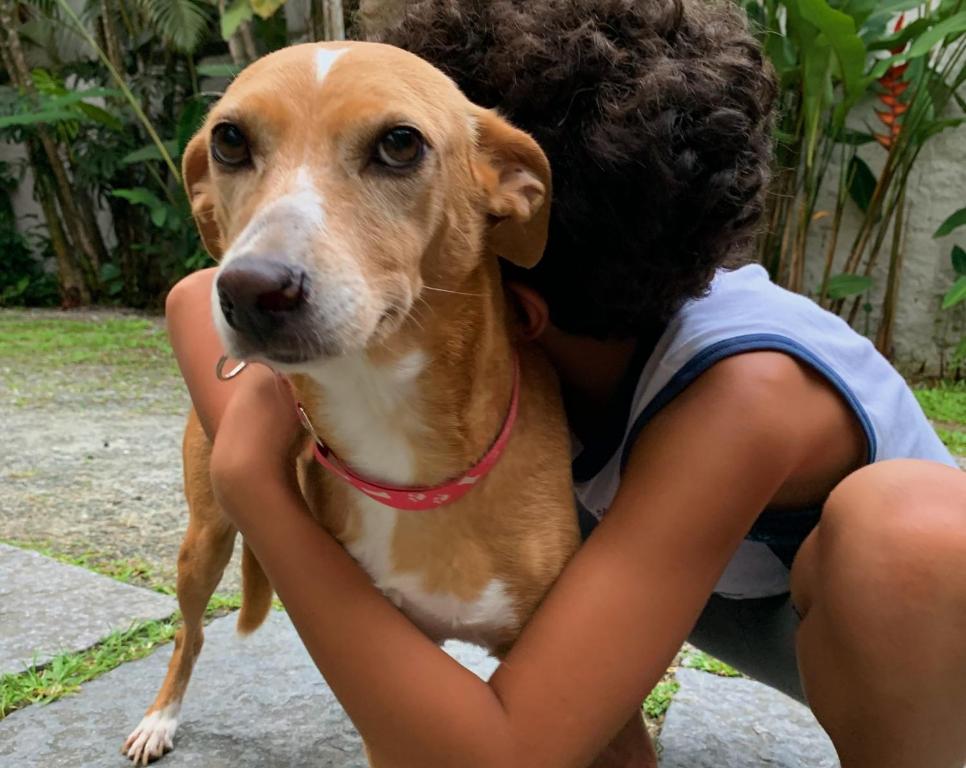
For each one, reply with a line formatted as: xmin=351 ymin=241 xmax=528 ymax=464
xmin=0 ymin=543 xmax=176 ymax=676
xmin=0 ymin=549 xmax=840 ymax=768
xmin=0 ymin=609 xmax=496 ymax=768
xmin=660 ymin=669 xmax=836 ymax=768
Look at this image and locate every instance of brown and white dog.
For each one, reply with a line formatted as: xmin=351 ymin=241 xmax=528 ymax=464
xmin=123 ymin=42 xmax=580 ymax=764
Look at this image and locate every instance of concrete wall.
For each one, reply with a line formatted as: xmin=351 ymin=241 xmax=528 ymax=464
xmin=801 ymin=103 xmax=966 ymax=377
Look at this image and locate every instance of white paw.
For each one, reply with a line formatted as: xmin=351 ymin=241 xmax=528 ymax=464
xmin=122 ymin=703 xmax=180 ymax=765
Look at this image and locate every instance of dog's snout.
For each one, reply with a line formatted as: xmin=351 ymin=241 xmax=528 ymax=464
xmin=216 ymin=258 xmax=307 ymax=335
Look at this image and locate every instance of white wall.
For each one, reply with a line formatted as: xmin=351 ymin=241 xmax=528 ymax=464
xmin=802 ymin=102 xmax=966 ymax=377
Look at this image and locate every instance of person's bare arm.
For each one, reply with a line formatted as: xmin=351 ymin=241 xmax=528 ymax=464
xmin=208 ymin=351 xmax=835 ymax=768
xmin=165 ymin=267 xmax=278 ymax=442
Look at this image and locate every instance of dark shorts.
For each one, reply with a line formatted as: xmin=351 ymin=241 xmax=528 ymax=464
xmin=686 ymin=507 xmax=822 ymax=704
xmin=689 ymin=592 xmax=804 ymax=702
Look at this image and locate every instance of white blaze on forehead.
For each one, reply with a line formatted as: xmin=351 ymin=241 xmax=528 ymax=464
xmin=316 ymin=47 xmax=348 ymax=85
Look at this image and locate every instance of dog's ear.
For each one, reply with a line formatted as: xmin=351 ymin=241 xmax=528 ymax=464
xmin=182 ymin=130 xmax=224 ymax=260
xmin=473 ymin=109 xmax=551 ymax=269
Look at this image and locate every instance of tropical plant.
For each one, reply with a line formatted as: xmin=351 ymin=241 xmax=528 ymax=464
xmin=743 ymin=0 xmax=966 ymax=358
xmin=934 ymin=205 xmax=966 ymax=366
xmin=0 ymin=0 xmax=357 ymax=307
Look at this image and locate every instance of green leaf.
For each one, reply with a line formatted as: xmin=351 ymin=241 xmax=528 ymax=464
xmin=953 ymin=336 xmax=966 ymax=364
xmin=826 ymin=273 xmax=873 ymax=299
xmin=0 ymin=110 xmax=79 ymax=128
xmin=905 ymin=12 xmax=966 ymax=59
xmin=942 ymin=275 xmax=966 ymax=310
xmin=250 ymin=0 xmax=285 ymax=19
xmin=919 ymin=117 xmax=966 ymax=143
xmin=847 ymin=155 xmax=876 ymax=212
xmin=176 ymin=100 xmax=207 ymax=156
xmin=76 ymin=102 xmax=123 ymax=131
xmin=121 ymin=140 xmax=180 ymax=165
xmin=867 ymin=17 xmax=933 ymax=51
xmin=196 ymin=62 xmax=241 ymax=78
xmin=99 ymin=262 xmax=122 ymax=282
xmin=137 ymin=0 xmax=211 ymax=53
xmin=952 ymin=246 xmax=966 ymax=277
xmin=935 ymin=207 xmax=966 ymax=238
xmin=111 ymin=187 xmax=164 ymax=208
xmin=795 ymin=0 xmax=867 ymax=100
xmin=112 ymin=188 xmax=175 ymax=230
xmin=220 ymin=0 xmax=253 ymax=39
xmin=872 ymin=11 xmax=966 ymax=77
xmin=832 ymin=127 xmax=875 ymax=145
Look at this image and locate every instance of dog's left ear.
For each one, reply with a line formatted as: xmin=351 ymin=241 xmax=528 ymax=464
xmin=182 ymin=129 xmax=224 ymax=260
xmin=473 ymin=109 xmax=551 ymax=269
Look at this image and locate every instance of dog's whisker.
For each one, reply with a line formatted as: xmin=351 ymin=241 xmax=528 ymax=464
xmin=422 ymin=285 xmax=488 ymax=298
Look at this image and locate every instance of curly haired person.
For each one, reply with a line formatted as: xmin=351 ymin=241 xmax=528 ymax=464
xmin=165 ymin=1 xmax=966 ymax=765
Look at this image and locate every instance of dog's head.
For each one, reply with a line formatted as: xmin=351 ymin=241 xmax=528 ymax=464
xmin=184 ymin=42 xmax=550 ymax=369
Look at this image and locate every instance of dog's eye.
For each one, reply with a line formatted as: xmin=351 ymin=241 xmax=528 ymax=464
xmin=211 ymin=123 xmax=251 ymax=168
xmin=375 ymin=126 xmax=424 ymax=169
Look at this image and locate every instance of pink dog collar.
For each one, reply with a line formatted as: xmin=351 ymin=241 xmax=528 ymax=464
xmin=297 ymin=356 xmax=520 ymax=511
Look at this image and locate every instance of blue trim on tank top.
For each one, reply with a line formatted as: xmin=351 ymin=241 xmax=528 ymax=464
xmin=574 ymin=333 xmax=878 ymax=544
xmin=618 ymin=333 xmax=878 ymax=474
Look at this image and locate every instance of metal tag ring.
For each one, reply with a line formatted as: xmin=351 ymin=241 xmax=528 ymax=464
xmin=215 ymin=355 xmax=248 ymax=381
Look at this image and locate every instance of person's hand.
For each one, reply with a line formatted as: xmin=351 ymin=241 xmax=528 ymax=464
xmin=209 ymin=364 xmax=306 ymax=520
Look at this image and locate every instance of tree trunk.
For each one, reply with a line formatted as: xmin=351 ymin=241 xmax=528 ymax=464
xmin=33 ymin=154 xmax=90 ymax=307
xmin=323 ymin=0 xmax=345 ymax=40
xmin=0 ymin=15 xmax=90 ymax=305
xmin=100 ymin=0 xmax=125 ymax=73
xmin=239 ymin=21 xmax=258 ymax=60
xmin=0 ymin=0 xmax=103 ymax=300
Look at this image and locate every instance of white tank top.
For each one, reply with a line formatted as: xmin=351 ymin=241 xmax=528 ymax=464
xmin=573 ymin=264 xmax=956 ymax=598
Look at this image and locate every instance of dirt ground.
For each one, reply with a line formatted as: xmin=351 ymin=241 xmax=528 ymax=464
xmin=2 ymin=307 xmax=963 ymax=598
xmin=0 ymin=308 xmax=244 ymax=593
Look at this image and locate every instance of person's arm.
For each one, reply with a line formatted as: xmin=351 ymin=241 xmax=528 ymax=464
xmin=207 ymin=351 xmax=826 ymax=768
xmin=165 ymin=267 xmax=278 ymax=442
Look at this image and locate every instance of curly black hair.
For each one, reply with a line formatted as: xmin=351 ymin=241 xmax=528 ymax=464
xmin=379 ymin=0 xmax=777 ymax=338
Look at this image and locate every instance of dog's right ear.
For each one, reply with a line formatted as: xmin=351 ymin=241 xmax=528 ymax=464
xmin=182 ymin=130 xmax=224 ymax=260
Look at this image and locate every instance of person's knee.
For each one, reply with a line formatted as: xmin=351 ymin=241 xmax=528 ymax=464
xmin=165 ymin=268 xmax=216 ymax=320
xmin=796 ymin=460 xmax=966 ymax=633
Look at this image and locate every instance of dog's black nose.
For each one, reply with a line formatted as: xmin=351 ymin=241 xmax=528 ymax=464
xmin=216 ymin=258 xmax=307 ymax=336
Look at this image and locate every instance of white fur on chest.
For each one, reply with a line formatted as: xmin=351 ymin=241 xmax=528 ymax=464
xmin=304 ymin=351 xmax=517 ymax=645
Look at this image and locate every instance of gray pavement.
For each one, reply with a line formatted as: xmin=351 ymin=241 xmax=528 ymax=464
xmin=0 ymin=612 xmax=496 ymax=768
xmin=660 ymin=668 xmax=838 ymax=768
xmin=0 ymin=543 xmax=176 ymax=676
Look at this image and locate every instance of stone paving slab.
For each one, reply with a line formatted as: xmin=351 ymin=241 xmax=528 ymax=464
xmin=0 ymin=611 xmax=498 ymax=768
xmin=0 ymin=543 xmax=177 ymax=676
xmin=659 ymin=668 xmax=838 ymax=768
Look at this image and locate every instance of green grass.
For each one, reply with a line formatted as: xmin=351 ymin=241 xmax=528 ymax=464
xmin=0 ymin=541 xmax=269 ymax=719
xmin=935 ymin=427 xmax=966 ymax=455
xmin=915 ymin=382 xmax=966 ymax=425
xmin=0 ymin=314 xmax=173 ymax=368
xmin=914 ymin=382 xmax=966 ymax=455
xmin=1 ymin=539 xmax=169 ymax=593
xmin=0 ymin=618 xmax=179 ymax=718
xmin=680 ymin=649 xmax=741 ymax=678
xmin=643 ymin=680 xmax=680 ymax=719
xmin=0 ymin=590 xmax=267 ymax=719
xmin=0 ymin=310 xmax=183 ymax=410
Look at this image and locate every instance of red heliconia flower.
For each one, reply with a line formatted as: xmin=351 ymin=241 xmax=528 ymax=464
xmin=875 ymin=14 xmax=909 ymax=150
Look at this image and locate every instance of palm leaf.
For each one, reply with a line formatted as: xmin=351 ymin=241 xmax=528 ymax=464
xmin=136 ymin=0 xmax=211 ymax=53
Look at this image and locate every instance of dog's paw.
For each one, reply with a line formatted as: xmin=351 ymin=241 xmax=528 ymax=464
xmin=122 ymin=704 xmax=180 ymax=765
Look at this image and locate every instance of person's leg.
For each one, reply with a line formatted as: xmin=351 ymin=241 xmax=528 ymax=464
xmin=588 ymin=710 xmax=658 ymax=768
xmin=791 ymin=459 xmax=966 ymax=768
